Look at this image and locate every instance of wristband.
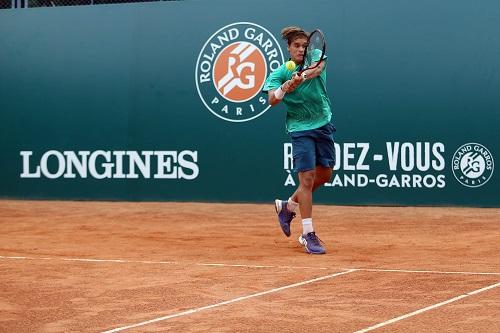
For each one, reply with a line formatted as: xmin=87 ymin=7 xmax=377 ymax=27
xmin=274 ymin=85 xmax=286 ymax=100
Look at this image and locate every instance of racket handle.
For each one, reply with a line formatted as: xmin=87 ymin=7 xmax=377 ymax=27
xmin=295 ymin=71 xmax=307 ymax=80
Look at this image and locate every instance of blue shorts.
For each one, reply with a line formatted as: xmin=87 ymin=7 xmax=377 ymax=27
xmin=290 ymin=122 xmax=336 ymax=173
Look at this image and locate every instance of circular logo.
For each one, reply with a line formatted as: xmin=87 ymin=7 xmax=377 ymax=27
xmin=452 ymin=143 xmax=494 ymax=187
xmin=195 ymin=22 xmax=284 ymax=122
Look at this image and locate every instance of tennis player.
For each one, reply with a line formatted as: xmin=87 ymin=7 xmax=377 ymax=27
xmin=263 ymin=26 xmax=335 ymax=254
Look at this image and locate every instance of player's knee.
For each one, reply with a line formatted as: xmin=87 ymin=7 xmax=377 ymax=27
xmin=300 ymin=175 xmax=315 ymax=190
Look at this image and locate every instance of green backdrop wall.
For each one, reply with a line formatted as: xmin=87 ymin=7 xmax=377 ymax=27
xmin=1 ymin=0 xmax=499 ymax=206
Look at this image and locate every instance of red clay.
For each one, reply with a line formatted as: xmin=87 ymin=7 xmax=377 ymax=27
xmin=0 ymin=200 xmax=499 ymax=332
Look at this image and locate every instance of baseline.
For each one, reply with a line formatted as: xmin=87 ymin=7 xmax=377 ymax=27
xmin=1 ymin=255 xmax=500 ymax=276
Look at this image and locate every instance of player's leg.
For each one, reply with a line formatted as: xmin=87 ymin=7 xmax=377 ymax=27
xmin=296 ymin=167 xmax=326 ymax=254
xmin=288 ymin=134 xmax=326 ymax=254
xmin=289 ymin=165 xmax=331 ymax=201
xmin=295 ymin=169 xmax=315 ymax=219
xmin=275 ymin=132 xmax=315 ymax=237
xmin=297 ymin=122 xmax=335 ymax=254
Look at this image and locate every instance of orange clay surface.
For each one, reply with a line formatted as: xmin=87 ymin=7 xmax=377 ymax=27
xmin=0 ymin=200 xmax=499 ymax=332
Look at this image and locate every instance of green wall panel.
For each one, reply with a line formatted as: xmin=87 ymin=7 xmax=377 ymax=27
xmin=1 ymin=0 xmax=499 ymax=206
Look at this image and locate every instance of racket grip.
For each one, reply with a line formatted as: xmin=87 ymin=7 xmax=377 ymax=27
xmin=295 ymin=71 xmax=307 ymax=80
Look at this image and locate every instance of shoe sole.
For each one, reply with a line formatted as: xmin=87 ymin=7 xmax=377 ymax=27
xmin=298 ymin=235 xmax=326 ymax=255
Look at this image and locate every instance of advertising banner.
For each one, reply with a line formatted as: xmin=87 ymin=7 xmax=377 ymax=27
xmin=1 ymin=0 xmax=498 ymax=206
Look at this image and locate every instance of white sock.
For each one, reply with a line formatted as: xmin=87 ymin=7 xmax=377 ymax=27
xmin=287 ymin=198 xmax=298 ymax=212
xmin=302 ymin=218 xmax=314 ymax=235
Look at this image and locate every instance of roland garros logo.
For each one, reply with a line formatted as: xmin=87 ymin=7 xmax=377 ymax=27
xmin=452 ymin=143 xmax=494 ymax=188
xmin=195 ymin=22 xmax=284 ymax=122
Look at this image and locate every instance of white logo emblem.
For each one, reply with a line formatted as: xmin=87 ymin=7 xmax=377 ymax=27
xmin=452 ymin=143 xmax=494 ymax=187
xmin=195 ymin=22 xmax=284 ymax=122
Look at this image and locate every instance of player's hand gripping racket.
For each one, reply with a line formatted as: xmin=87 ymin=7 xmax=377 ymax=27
xmin=296 ymin=29 xmax=326 ymax=80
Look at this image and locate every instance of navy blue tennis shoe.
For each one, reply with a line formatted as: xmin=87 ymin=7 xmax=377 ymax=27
xmin=298 ymin=231 xmax=326 ymax=254
xmin=274 ymin=199 xmax=296 ymax=237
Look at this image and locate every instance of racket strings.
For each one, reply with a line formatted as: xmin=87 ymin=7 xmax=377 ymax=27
xmin=304 ymin=32 xmax=324 ymax=68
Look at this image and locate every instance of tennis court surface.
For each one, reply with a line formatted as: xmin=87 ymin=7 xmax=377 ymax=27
xmin=1 ymin=200 xmax=499 ymax=332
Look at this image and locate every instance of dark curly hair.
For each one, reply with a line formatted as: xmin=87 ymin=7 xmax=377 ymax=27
xmin=280 ymin=26 xmax=309 ymax=45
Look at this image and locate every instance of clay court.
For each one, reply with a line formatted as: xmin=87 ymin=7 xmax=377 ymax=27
xmin=0 ymin=200 xmax=499 ymax=332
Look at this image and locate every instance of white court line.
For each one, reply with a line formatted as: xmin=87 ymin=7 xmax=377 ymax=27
xmin=199 ymin=263 xmax=328 ymax=270
xmin=352 ymin=267 xmax=500 ymax=276
xmin=3 ymin=255 xmax=499 ymax=330
xmin=2 ymin=256 xmax=500 ymax=275
xmin=0 ymin=255 xmax=328 ymax=271
xmin=102 ymin=269 xmax=357 ymax=333
xmin=354 ymin=281 xmax=500 ymax=333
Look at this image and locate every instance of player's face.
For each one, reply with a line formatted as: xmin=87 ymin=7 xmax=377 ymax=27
xmin=288 ymin=37 xmax=308 ymax=64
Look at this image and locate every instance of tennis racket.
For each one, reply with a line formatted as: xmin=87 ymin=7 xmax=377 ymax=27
xmin=297 ymin=29 xmax=326 ymax=79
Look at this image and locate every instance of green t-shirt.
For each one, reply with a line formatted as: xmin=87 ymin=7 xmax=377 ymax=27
xmin=263 ymin=55 xmax=332 ymax=132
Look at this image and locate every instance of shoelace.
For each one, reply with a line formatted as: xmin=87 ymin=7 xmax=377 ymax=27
xmin=307 ymin=232 xmax=324 ymax=246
